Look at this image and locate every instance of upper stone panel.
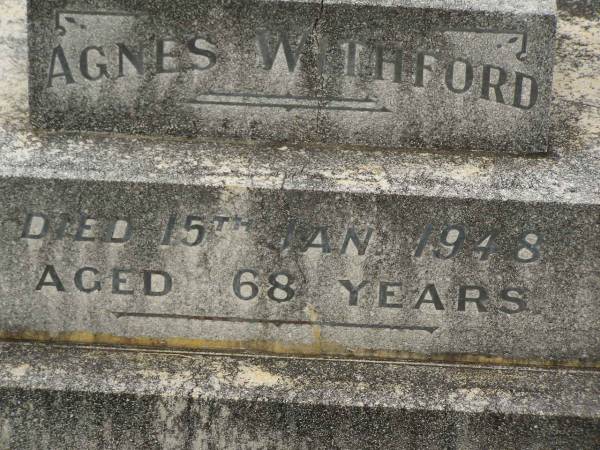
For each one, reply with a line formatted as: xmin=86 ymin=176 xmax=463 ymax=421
xmin=28 ymin=0 xmax=556 ymax=153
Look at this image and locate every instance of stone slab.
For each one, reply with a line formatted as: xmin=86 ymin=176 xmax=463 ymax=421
xmin=28 ymin=0 xmax=557 ymax=154
xmin=0 ymin=0 xmax=599 ymax=367
xmin=0 ymin=142 xmax=598 ymax=367
xmin=0 ymin=342 xmax=599 ymax=449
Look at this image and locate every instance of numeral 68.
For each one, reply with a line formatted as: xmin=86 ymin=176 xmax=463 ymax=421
xmin=233 ymin=269 xmax=296 ymax=303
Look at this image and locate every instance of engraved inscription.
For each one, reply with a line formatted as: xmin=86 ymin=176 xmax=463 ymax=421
xmin=45 ymin=11 xmax=540 ymax=111
xmin=23 ymin=210 xmax=539 ymax=337
xmin=28 ymin=0 xmax=556 ymax=153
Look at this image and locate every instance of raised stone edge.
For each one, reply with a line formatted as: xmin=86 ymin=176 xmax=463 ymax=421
xmin=0 ymin=342 xmax=598 ymax=419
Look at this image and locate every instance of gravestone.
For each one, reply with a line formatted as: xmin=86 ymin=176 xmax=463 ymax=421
xmin=0 ymin=173 xmax=598 ymax=367
xmin=1 ymin=0 xmax=600 ymax=448
xmin=28 ymin=0 xmax=557 ymax=153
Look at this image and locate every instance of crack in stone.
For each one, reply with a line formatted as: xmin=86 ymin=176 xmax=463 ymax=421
xmin=561 ymin=98 xmax=600 ymax=109
xmin=312 ymin=0 xmax=326 ymax=137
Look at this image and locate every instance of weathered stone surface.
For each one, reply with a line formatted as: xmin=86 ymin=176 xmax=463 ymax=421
xmin=0 ymin=143 xmax=599 ymax=366
xmin=0 ymin=0 xmax=599 ymax=366
xmin=0 ymin=342 xmax=599 ymax=449
xmin=558 ymin=0 xmax=600 ymax=16
xmin=0 ymin=2 xmax=597 ymax=448
xmin=28 ymin=0 xmax=557 ymax=154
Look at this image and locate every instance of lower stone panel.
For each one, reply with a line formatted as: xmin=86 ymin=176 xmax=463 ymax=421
xmin=0 ymin=343 xmax=598 ymax=449
xmin=0 ymin=174 xmax=598 ymax=367
xmin=1 ymin=388 xmax=598 ymax=449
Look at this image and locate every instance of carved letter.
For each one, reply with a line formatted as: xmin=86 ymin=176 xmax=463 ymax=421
xmin=499 ymin=288 xmax=528 ymax=314
xmin=117 ymin=43 xmax=144 ymax=77
xmin=35 ymin=265 xmax=65 ymax=292
xmin=144 ymin=270 xmax=173 ymax=296
xmin=375 ymin=45 xmax=403 ymax=82
xmin=157 ymin=39 xmax=179 ymax=74
xmin=75 ymin=267 xmax=101 ymax=293
xmin=415 ymin=52 xmax=436 ymax=87
xmin=340 ymin=227 xmax=374 ymax=256
xmin=379 ymin=282 xmax=402 ymax=308
xmin=112 ymin=269 xmax=134 ymax=295
xmin=74 ymin=214 xmax=96 ymax=242
xmin=414 ymin=284 xmax=444 ymax=310
xmin=187 ymin=37 xmax=217 ymax=71
xmin=482 ymin=65 xmax=507 ymax=104
xmin=104 ymin=219 xmax=133 ymax=244
xmin=445 ymin=58 xmax=473 ymax=94
xmin=302 ymin=227 xmax=332 ymax=253
xmin=339 ymin=280 xmax=368 ymax=306
xmin=47 ymin=45 xmax=75 ymax=87
xmin=343 ymin=41 xmax=367 ymax=77
xmin=21 ymin=213 xmax=49 ymax=239
xmin=80 ymin=46 xmax=109 ymax=81
xmin=458 ymin=286 xmax=488 ymax=312
xmin=256 ymin=30 xmax=309 ymax=72
xmin=513 ymin=72 xmax=538 ymax=110
xmin=281 ymin=220 xmax=296 ymax=250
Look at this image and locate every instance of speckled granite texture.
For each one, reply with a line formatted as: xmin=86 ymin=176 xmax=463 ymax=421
xmin=0 ymin=343 xmax=599 ymax=449
xmin=0 ymin=0 xmax=598 ymax=366
xmin=0 ymin=0 xmax=598 ymax=448
xmin=27 ymin=0 xmax=556 ymax=153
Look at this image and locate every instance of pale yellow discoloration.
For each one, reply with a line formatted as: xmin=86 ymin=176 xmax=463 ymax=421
xmin=8 ymin=364 xmax=30 ymax=379
xmin=555 ymin=15 xmax=600 ymax=103
xmin=0 ymin=0 xmax=27 ymax=124
xmin=1 ymin=330 xmax=598 ymax=369
xmin=304 ymin=304 xmax=322 ymax=351
xmin=236 ymin=364 xmax=285 ymax=387
xmin=554 ymin=13 xmax=600 ymax=141
xmin=446 ymin=163 xmax=485 ymax=179
xmin=578 ymin=110 xmax=600 ymax=136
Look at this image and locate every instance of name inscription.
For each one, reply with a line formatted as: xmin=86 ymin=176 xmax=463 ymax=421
xmin=29 ymin=1 xmax=555 ymax=153
xmin=47 ymin=19 xmax=539 ymax=111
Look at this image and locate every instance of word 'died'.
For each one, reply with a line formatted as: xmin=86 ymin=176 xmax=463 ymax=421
xmin=47 ymin=28 xmax=540 ymax=110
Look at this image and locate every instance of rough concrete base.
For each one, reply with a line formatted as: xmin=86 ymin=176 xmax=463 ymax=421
xmin=0 ymin=342 xmax=598 ymax=449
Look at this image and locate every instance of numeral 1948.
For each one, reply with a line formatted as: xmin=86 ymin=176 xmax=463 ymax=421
xmin=414 ymin=224 xmax=542 ymax=263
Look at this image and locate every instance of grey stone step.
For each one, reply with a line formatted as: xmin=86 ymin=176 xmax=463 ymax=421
xmin=0 ymin=138 xmax=598 ymax=366
xmin=0 ymin=342 xmax=598 ymax=449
